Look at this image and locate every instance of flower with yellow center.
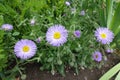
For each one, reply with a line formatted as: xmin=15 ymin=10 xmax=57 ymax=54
xmin=14 ymin=39 xmax=37 ymax=60
xmin=46 ymin=24 xmax=68 ymax=46
xmin=95 ymin=27 xmax=114 ymax=44
xmin=54 ymin=32 xmax=61 ymax=39
xmin=100 ymin=33 xmax=107 ymax=39
xmin=22 ymin=46 xmax=30 ymax=52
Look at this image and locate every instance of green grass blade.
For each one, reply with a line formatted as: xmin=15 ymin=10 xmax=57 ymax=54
xmin=99 ymin=63 xmax=120 ymax=80
xmin=106 ymin=0 xmax=113 ymax=27
xmin=99 ymin=0 xmax=106 ymax=26
xmin=115 ymin=71 xmax=120 ymax=80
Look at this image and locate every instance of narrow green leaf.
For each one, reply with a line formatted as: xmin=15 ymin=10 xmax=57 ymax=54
xmin=0 ymin=3 xmax=7 ymax=13
xmin=12 ymin=32 xmax=20 ymax=36
xmin=109 ymin=3 xmax=120 ymax=35
xmin=99 ymin=63 xmax=120 ymax=80
xmin=115 ymin=71 xmax=120 ymax=80
xmin=99 ymin=0 xmax=106 ymax=26
xmin=106 ymin=0 xmax=113 ymax=27
xmin=0 ymin=15 xmax=4 ymax=26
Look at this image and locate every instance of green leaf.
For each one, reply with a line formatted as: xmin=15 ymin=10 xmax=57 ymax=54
xmin=57 ymin=60 xmax=62 ymax=65
xmin=0 ymin=30 xmax=4 ymax=43
xmin=99 ymin=63 xmax=120 ymax=80
xmin=106 ymin=0 xmax=113 ymax=27
xmin=22 ymin=36 xmax=35 ymax=40
xmin=0 ymin=15 xmax=4 ymax=26
xmin=109 ymin=3 xmax=120 ymax=35
xmin=0 ymin=3 xmax=7 ymax=13
xmin=47 ymin=57 xmax=53 ymax=62
xmin=57 ymin=65 xmax=65 ymax=76
xmin=99 ymin=7 xmax=106 ymax=26
xmin=0 ymin=54 xmax=5 ymax=59
xmin=112 ymin=32 xmax=120 ymax=48
xmin=12 ymin=32 xmax=20 ymax=36
xmin=115 ymin=71 xmax=120 ymax=80
xmin=21 ymin=74 xmax=26 ymax=80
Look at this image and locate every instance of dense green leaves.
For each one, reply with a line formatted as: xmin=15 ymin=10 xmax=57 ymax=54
xmin=106 ymin=1 xmax=120 ymax=48
xmin=109 ymin=3 xmax=120 ymax=35
xmin=0 ymin=30 xmax=7 ymax=72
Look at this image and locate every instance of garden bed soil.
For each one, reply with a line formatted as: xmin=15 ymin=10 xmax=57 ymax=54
xmin=25 ymin=54 xmax=120 ymax=80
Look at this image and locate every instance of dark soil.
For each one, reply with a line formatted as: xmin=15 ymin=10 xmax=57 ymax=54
xmin=25 ymin=54 xmax=120 ymax=80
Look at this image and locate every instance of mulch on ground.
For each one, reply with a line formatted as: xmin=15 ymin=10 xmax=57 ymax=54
xmin=25 ymin=54 xmax=120 ymax=80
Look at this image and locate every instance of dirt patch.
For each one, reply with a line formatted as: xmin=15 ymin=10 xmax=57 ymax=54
xmin=25 ymin=54 xmax=120 ymax=80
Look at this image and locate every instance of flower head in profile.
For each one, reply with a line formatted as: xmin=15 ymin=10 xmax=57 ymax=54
xmin=36 ymin=37 xmax=41 ymax=43
xmin=106 ymin=48 xmax=113 ymax=53
xmin=14 ymin=39 xmax=37 ymax=60
xmin=65 ymin=1 xmax=70 ymax=6
xmin=1 ymin=24 xmax=13 ymax=31
xmin=46 ymin=24 xmax=68 ymax=47
xmin=30 ymin=19 xmax=36 ymax=26
xmin=74 ymin=30 xmax=81 ymax=38
xmin=95 ymin=27 xmax=114 ymax=44
xmin=92 ymin=51 xmax=102 ymax=62
xmin=80 ymin=10 xmax=85 ymax=16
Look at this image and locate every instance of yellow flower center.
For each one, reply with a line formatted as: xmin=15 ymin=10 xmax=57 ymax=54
xmin=23 ymin=46 xmax=30 ymax=52
xmin=54 ymin=32 xmax=61 ymax=39
xmin=100 ymin=33 xmax=107 ymax=39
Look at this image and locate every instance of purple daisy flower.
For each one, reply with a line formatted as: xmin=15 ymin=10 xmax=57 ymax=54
xmin=74 ymin=30 xmax=81 ymax=38
xmin=46 ymin=24 xmax=68 ymax=47
xmin=14 ymin=39 xmax=37 ymax=60
xmin=92 ymin=51 xmax=102 ymax=62
xmin=1 ymin=24 xmax=13 ymax=31
xmin=95 ymin=27 xmax=114 ymax=44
